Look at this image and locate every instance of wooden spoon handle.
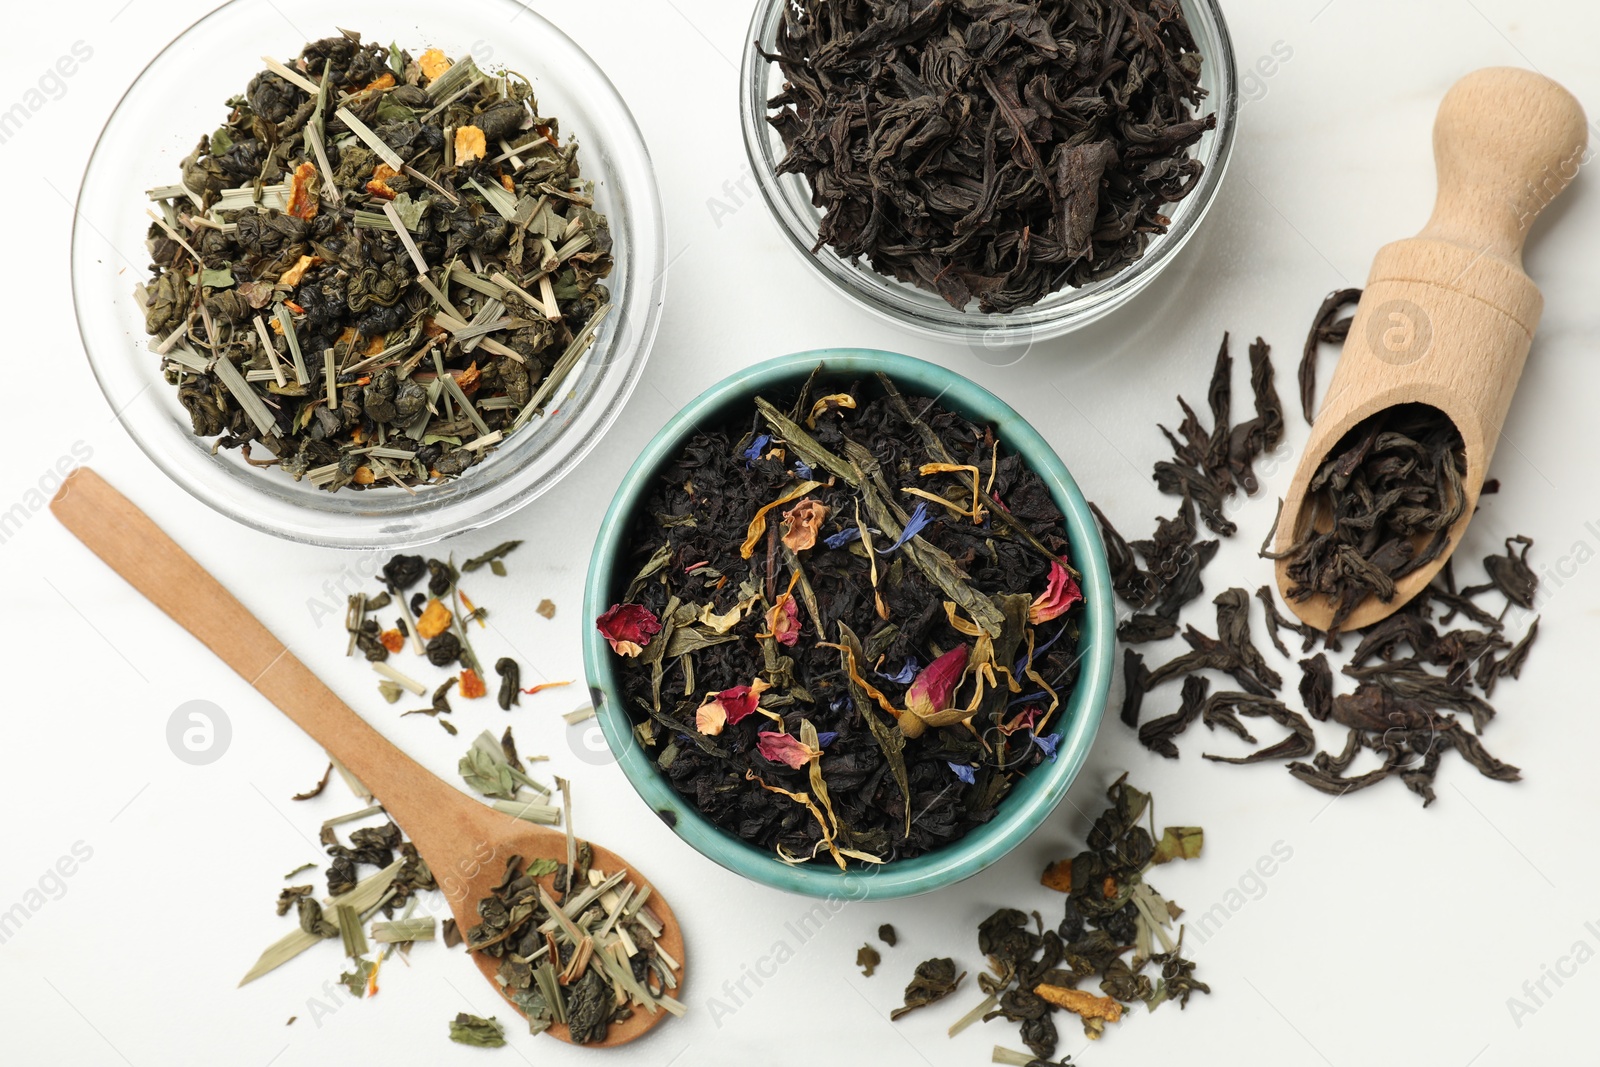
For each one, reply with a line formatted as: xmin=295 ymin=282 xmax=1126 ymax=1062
xmin=49 ymin=467 xmax=461 ymax=831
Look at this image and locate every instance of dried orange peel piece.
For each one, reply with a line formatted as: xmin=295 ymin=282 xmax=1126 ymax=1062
xmin=416 ymin=599 xmax=453 ymax=639
xmin=285 ymin=162 xmax=319 ymax=220
xmin=1033 ymin=985 xmax=1123 ymax=1027
xmin=1040 ymin=859 xmax=1072 ymax=893
xmin=459 ymin=668 xmax=487 ymax=699
xmin=454 ymin=125 xmax=487 ymax=164
xmin=418 ymin=48 xmax=451 ymax=82
xmin=379 ymin=629 xmax=405 ymax=654
xmin=279 ymin=254 xmax=322 ymax=288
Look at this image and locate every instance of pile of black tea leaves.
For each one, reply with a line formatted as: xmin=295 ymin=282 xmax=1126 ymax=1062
xmin=597 ymin=369 xmax=1088 ymax=864
xmin=762 ymin=0 xmax=1217 ymax=313
xmin=141 ymin=31 xmax=613 ymax=490
xmin=1273 ymin=404 xmax=1466 ymax=639
xmin=1095 ymin=304 xmax=1538 ymax=805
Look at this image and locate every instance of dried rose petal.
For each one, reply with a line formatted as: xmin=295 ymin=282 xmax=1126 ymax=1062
xmin=764 ymin=595 xmax=801 ymax=647
xmin=780 ymin=499 xmax=830 ymax=552
xmin=757 ymin=731 xmax=817 ymax=769
xmin=1029 ymin=561 xmax=1084 ymax=624
xmin=596 ymin=603 xmax=662 ymax=658
xmin=695 ymin=678 xmax=771 ymax=735
xmin=905 ymin=645 xmax=969 ymax=721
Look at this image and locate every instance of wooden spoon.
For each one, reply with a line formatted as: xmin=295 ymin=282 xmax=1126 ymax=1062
xmin=1275 ymin=67 xmax=1586 ymax=631
xmin=50 ymin=467 xmax=684 ymax=1048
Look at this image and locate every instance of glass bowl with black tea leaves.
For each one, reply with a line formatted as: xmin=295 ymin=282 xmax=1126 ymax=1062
xmin=740 ymin=0 xmax=1237 ymax=342
xmin=581 ymin=350 xmax=1115 ymax=899
xmin=73 ymin=0 xmax=664 ymax=549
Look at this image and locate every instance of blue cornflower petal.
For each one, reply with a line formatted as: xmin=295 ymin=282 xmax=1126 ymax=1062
xmin=948 ymin=762 xmax=977 ymax=785
xmin=1032 ymin=733 xmax=1061 ymax=761
xmin=817 ymin=731 xmax=839 ymax=748
xmin=794 ymin=459 xmax=814 ymax=478
xmin=879 ymin=658 xmax=920 ymax=685
xmin=1013 ymin=621 xmax=1070 ymax=677
xmin=824 ymin=527 xmax=863 ymax=550
xmin=742 ymin=434 xmax=771 ymax=467
xmin=877 ymin=502 xmax=932 ymax=554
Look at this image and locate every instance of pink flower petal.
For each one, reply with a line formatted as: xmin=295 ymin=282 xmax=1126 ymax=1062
xmin=1028 ymin=561 xmax=1083 ymax=624
xmin=765 ymin=596 xmax=802 ymax=647
xmin=906 ymin=644 xmax=969 ymax=720
xmin=757 ymin=731 xmax=816 ymax=769
xmin=596 ymin=603 xmax=662 ymax=657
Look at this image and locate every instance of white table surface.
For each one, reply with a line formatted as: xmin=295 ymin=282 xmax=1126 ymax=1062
xmin=4 ymin=1 xmax=1598 ymax=1064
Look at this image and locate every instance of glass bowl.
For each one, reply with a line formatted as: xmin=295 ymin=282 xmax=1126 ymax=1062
xmin=73 ymin=0 xmax=666 ymax=549
xmin=582 ymin=350 xmax=1115 ymax=899
xmin=739 ymin=0 xmax=1237 ymax=343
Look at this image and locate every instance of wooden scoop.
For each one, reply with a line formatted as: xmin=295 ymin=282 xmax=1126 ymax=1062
xmin=50 ymin=467 xmax=683 ymax=1048
xmin=1275 ymin=67 xmax=1586 ymax=631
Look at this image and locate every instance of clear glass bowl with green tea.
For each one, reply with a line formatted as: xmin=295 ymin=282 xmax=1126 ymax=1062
xmin=75 ymin=0 xmax=664 ymax=548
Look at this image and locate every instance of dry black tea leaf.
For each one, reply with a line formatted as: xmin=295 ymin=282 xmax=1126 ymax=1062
xmin=1119 ymin=649 xmax=1151 ymax=728
xmin=1298 ymin=288 xmax=1363 ymax=423
xmin=890 ymin=958 xmax=965 ymax=1021
xmin=291 ymin=762 xmax=333 ymax=801
xmin=879 ymin=923 xmax=898 ymax=948
xmin=762 ymin=0 xmax=1216 ymax=312
xmin=142 ymin=35 xmax=614 ymax=491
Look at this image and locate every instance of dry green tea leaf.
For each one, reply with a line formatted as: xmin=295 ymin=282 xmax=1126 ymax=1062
xmin=448 ymin=1013 xmax=506 ymax=1048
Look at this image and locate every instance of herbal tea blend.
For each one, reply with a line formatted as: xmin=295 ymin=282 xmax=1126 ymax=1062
xmin=465 ymin=844 xmax=682 ymax=1041
xmin=343 ymin=544 xmax=551 ymax=725
xmin=927 ymin=776 xmax=1206 ymax=1057
xmin=1094 ymin=308 xmax=1537 ymax=804
xmin=763 ymin=0 xmax=1216 ymax=312
xmin=142 ymin=31 xmax=613 ymax=490
xmin=598 ymin=370 xmax=1086 ymax=864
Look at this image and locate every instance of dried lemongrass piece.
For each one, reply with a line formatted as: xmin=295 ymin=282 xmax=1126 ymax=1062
xmin=372 ymin=661 xmax=426 ymax=695
xmin=239 ymin=860 xmax=403 ymax=985
xmin=371 ymin=917 xmax=436 ymax=943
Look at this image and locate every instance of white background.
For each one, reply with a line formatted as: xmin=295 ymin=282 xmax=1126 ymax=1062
xmin=3 ymin=1 xmax=1599 ymax=1064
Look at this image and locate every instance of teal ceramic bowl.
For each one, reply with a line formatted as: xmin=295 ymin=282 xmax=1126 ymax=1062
xmin=582 ymin=350 xmax=1113 ymax=899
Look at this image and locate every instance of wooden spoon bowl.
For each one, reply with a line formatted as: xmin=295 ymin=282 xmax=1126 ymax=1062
xmin=1276 ymin=67 xmax=1586 ymax=631
xmin=50 ymin=467 xmax=683 ymax=1048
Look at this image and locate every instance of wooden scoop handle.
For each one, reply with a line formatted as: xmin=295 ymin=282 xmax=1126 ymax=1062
xmin=1276 ymin=68 xmax=1586 ymax=631
xmin=1421 ymin=66 xmax=1589 ymax=268
xmin=47 ymin=467 xmax=472 ymax=833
